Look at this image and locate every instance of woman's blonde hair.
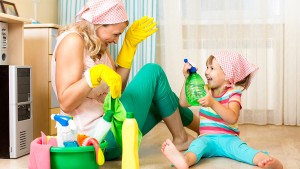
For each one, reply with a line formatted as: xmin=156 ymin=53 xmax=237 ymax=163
xmin=58 ymin=20 xmax=101 ymax=61
xmin=206 ymin=55 xmax=251 ymax=90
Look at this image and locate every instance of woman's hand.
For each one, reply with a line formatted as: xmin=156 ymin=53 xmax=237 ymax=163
xmin=116 ymin=16 xmax=158 ymax=69
xmin=84 ymin=64 xmax=122 ymax=98
xmin=125 ymin=16 xmax=158 ymax=47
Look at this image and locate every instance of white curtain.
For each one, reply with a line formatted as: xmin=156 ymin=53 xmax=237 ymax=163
xmin=157 ymin=0 xmax=287 ymax=125
xmin=284 ymin=0 xmax=300 ymax=126
xmin=58 ymin=0 xmax=87 ymax=26
xmin=57 ymin=0 xmax=157 ymax=82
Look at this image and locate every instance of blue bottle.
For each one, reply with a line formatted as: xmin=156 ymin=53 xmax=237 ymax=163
xmin=184 ymin=59 xmax=206 ymax=106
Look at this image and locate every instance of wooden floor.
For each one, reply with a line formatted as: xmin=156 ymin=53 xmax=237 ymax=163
xmin=103 ymin=123 xmax=300 ymax=169
xmin=1 ymin=123 xmax=299 ymax=169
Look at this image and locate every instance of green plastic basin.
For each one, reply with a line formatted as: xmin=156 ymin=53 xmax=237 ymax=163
xmin=50 ymin=141 xmax=108 ymax=169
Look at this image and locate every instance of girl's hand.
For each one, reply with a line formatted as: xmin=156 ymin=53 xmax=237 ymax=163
xmin=198 ymin=87 xmax=216 ymax=107
xmin=182 ymin=62 xmax=192 ymax=78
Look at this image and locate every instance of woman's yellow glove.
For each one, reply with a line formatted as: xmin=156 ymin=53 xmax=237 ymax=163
xmin=84 ymin=64 xmax=121 ymax=98
xmin=116 ymin=16 xmax=158 ymax=69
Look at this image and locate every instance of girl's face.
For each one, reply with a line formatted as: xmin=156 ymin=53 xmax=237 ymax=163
xmin=96 ymin=22 xmax=128 ymax=53
xmin=205 ymin=58 xmax=229 ymax=92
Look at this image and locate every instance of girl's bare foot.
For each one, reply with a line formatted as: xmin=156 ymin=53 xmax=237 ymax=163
xmin=161 ymin=139 xmax=189 ymax=169
xmin=258 ymin=157 xmax=283 ymax=169
xmin=173 ymin=134 xmax=194 ymax=151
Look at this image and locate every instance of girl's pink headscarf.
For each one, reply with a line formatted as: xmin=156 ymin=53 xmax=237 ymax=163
xmin=212 ymin=50 xmax=259 ymax=90
xmin=77 ymin=0 xmax=128 ymax=24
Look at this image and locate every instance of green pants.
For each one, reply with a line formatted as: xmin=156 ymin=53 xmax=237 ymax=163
xmin=104 ymin=63 xmax=194 ymax=160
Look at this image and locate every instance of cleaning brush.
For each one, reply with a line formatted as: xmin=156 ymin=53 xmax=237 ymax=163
xmin=77 ymin=134 xmax=105 ymax=165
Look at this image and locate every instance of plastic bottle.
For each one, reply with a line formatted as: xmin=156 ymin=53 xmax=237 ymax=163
xmin=184 ymin=59 xmax=206 ymax=106
xmin=122 ymin=112 xmax=139 ymax=169
xmin=92 ymin=110 xmax=114 ymax=143
xmin=51 ymin=114 xmax=79 ymax=147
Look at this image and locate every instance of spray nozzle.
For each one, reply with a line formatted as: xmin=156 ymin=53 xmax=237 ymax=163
xmin=51 ymin=114 xmax=76 ymax=130
xmin=184 ymin=59 xmax=197 ymax=73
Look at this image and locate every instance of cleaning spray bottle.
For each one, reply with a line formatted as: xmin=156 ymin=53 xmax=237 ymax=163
xmin=122 ymin=112 xmax=139 ymax=169
xmin=184 ymin=59 xmax=206 ymax=106
xmin=92 ymin=110 xmax=114 ymax=143
xmin=51 ymin=114 xmax=79 ymax=147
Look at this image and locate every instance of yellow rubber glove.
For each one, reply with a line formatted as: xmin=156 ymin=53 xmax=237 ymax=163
xmin=116 ymin=16 xmax=158 ymax=68
xmin=84 ymin=64 xmax=121 ymax=98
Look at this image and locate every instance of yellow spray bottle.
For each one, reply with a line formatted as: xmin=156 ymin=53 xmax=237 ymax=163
xmin=122 ymin=112 xmax=139 ymax=169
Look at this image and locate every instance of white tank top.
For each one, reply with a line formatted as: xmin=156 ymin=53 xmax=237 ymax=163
xmin=51 ymin=31 xmax=113 ymax=136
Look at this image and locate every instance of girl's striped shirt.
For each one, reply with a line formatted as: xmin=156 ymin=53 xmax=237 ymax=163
xmin=199 ymin=87 xmax=242 ymax=136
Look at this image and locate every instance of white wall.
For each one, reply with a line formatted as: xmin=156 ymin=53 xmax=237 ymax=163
xmin=8 ymin=0 xmax=58 ymax=24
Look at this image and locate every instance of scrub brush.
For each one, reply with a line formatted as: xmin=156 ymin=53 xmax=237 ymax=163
xmin=77 ymin=134 xmax=105 ymax=165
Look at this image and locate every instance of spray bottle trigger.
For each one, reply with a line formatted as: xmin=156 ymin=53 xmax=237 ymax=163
xmin=184 ymin=58 xmax=197 ymax=73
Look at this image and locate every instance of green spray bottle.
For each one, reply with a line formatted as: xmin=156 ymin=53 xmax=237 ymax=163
xmin=184 ymin=59 xmax=206 ymax=106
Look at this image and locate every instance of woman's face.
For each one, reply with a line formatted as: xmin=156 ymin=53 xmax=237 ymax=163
xmin=96 ymin=22 xmax=128 ymax=53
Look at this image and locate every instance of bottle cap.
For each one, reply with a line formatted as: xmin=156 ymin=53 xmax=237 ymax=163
xmin=189 ymin=67 xmax=197 ymax=73
xmin=126 ymin=112 xmax=134 ymax=118
xmin=103 ymin=110 xmax=114 ymax=122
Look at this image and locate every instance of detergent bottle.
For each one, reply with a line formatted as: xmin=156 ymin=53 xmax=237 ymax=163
xmin=51 ymin=114 xmax=79 ymax=147
xmin=92 ymin=110 xmax=114 ymax=143
xmin=184 ymin=59 xmax=206 ymax=106
xmin=122 ymin=112 xmax=139 ymax=169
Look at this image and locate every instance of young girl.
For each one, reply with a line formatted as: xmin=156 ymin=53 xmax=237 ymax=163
xmin=161 ymin=51 xmax=283 ymax=169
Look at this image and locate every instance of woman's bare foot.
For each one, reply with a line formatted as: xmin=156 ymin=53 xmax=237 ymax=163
xmin=161 ymin=139 xmax=189 ymax=169
xmin=162 ymin=108 xmax=196 ymax=151
xmin=258 ymin=157 xmax=283 ymax=169
xmin=173 ymin=134 xmax=194 ymax=151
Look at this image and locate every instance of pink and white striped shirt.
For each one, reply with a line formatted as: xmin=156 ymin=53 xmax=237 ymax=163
xmin=199 ymin=87 xmax=242 ymax=136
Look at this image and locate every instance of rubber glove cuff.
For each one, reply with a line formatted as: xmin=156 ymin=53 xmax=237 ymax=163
xmin=84 ymin=70 xmax=95 ymax=88
xmin=116 ymin=39 xmax=136 ymax=69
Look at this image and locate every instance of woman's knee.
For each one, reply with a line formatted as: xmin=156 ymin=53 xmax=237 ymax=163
xmin=141 ymin=63 xmax=164 ymax=74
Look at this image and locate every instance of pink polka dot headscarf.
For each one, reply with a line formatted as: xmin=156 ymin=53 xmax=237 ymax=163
xmin=212 ymin=50 xmax=259 ymax=89
xmin=77 ymin=0 xmax=128 ymax=24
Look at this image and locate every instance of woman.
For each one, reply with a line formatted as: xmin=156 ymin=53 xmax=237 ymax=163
xmin=51 ymin=0 xmax=199 ymax=160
